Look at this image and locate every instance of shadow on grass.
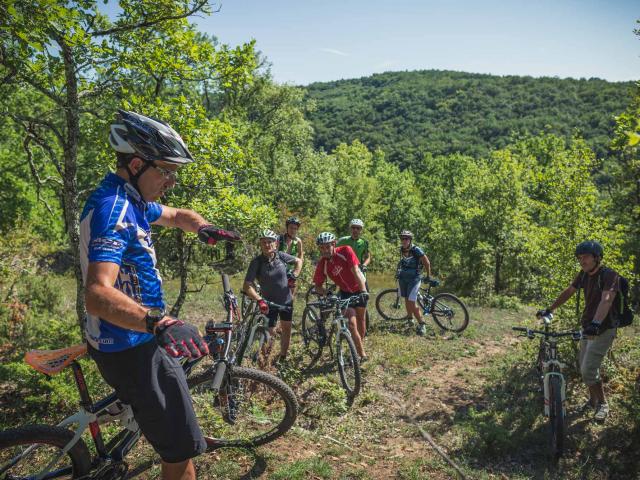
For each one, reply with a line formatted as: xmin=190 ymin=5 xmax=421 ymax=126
xmin=425 ymin=351 xmax=640 ymax=479
xmin=126 ymin=448 xmax=268 ymax=480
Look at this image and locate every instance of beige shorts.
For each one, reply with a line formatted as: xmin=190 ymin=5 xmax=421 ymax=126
xmin=579 ymin=327 xmax=616 ymax=386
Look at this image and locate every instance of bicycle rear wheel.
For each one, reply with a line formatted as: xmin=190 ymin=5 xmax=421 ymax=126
xmin=336 ymin=332 xmax=361 ymax=398
xmin=300 ymin=306 xmax=325 ymax=370
xmin=189 ymin=365 xmax=298 ymax=449
xmin=549 ymin=375 xmax=565 ymax=459
xmin=430 ymin=293 xmax=469 ymax=332
xmin=0 ymin=425 xmax=91 ymax=479
xmin=375 ymin=288 xmax=407 ymax=321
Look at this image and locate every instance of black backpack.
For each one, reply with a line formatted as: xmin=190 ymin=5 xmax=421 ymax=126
xmin=577 ymin=268 xmax=635 ymax=327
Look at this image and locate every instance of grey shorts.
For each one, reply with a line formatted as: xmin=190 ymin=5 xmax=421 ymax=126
xmin=579 ymin=327 xmax=616 ymax=386
xmin=398 ymin=277 xmax=421 ymax=302
xmin=89 ymin=340 xmax=207 ymax=463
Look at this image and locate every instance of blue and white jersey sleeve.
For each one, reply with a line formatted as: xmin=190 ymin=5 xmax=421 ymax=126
xmin=87 ymin=197 xmax=133 ymax=265
xmin=146 ymin=202 xmax=163 ymax=223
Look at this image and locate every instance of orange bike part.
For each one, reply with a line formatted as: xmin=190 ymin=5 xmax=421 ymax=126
xmin=24 ymin=344 xmax=88 ymax=376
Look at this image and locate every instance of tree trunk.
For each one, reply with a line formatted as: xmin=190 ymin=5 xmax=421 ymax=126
xmin=494 ymin=249 xmax=502 ymax=294
xmin=170 ymin=230 xmax=189 ymax=318
xmin=59 ymin=37 xmax=84 ymax=333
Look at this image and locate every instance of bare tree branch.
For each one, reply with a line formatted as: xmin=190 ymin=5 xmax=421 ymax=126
xmin=8 ymin=113 xmax=65 ymax=148
xmin=23 ymin=136 xmax=59 ymax=215
xmin=91 ymin=1 xmax=216 ymax=37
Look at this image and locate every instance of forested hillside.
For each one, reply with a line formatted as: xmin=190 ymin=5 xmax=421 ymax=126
xmin=305 ymin=70 xmax=634 ymax=167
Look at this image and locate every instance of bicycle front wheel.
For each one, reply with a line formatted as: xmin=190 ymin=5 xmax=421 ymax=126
xmin=375 ymin=288 xmax=407 ymax=321
xmin=189 ymin=365 xmax=298 ymax=449
xmin=431 ymin=293 xmax=469 ymax=332
xmin=241 ymin=325 xmax=270 ymax=368
xmin=549 ymin=375 xmax=565 ymax=459
xmin=300 ymin=306 xmax=325 ymax=370
xmin=0 ymin=425 xmax=92 ymax=479
xmin=336 ymin=332 xmax=361 ymax=398
xmin=240 ymin=292 xmax=254 ymax=319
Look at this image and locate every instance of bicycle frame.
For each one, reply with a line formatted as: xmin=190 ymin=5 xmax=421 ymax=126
xmin=513 ymin=316 xmax=580 ymax=418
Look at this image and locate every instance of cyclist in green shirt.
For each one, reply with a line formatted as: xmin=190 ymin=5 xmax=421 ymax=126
xmin=337 ymin=218 xmax=371 ymax=340
xmin=337 ymin=219 xmax=371 ymax=272
xmin=278 ymin=216 xmax=304 ymax=296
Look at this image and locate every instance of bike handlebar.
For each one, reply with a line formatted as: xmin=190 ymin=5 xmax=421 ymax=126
xmin=263 ymin=300 xmax=292 ymax=313
xmin=309 ymin=293 xmax=367 ymax=310
xmin=512 ymin=326 xmax=582 ymax=340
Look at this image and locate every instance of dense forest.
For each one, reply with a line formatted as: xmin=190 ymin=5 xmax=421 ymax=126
xmin=0 ymin=3 xmax=638 ymax=328
xmin=305 ymin=70 xmax=634 ymax=167
xmin=1 ymin=5 xmax=639 ymax=478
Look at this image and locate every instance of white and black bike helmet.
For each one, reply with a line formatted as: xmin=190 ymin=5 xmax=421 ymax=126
xmin=399 ymin=230 xmax=414 ymax=238
xmin=349 ymin=218 xmax=364 ymax=228
xmin=316 ymin=232 xmax=336 ymax=245
xmin=109 ymin=109 xmax=194 ymax=164
xmin=260 ymin=229 xmax=279 ymax=241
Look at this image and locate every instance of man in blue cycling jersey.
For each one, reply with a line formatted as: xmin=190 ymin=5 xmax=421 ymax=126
xmin=81 ymin=110 xmax=240 ymax=480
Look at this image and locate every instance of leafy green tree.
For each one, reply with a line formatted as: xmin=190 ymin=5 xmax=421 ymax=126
xmin=1 ymin=0 xmax=216 ymax=326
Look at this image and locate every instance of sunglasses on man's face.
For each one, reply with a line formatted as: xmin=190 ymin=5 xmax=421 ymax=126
xmin=152 ymin=163 xmax=178 ymax=181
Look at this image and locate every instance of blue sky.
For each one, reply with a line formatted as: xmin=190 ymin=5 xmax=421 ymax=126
xmin=101 ymin=1 xmax=639 ymax=85
xmin=191 ymin=0 xmax=639 ymax=85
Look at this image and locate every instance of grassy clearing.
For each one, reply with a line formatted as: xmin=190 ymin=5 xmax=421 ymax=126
xmin=1 ymin=274 xmax=639 ymax=478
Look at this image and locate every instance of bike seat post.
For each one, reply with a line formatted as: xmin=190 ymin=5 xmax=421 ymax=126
xmin=70 ymin=360 xmax=109 ymax=456
xmin=70 ymin=361 xmax=94 ymax=409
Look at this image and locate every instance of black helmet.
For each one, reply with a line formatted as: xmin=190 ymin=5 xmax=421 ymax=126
xmin=575 ymin=240 xmax=603 ymax=258
xmin=109 ymin=109 xmax=194 ymax=164
xmin=286 ymin=216 xmax=301 ymax=226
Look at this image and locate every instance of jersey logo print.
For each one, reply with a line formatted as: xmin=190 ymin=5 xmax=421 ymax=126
xmin=115 ymin=263 xmax=142 ymax=303
xmin=331 ymin=265 xmax=344 ymax=277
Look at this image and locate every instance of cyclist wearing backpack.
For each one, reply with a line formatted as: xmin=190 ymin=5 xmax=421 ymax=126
xmin=314 ymin=232 xmax=369 ymax=361
xmin=396 ymin=230 xmax=432 ymax=336
xmin=538 ymin=240 xmax=623 ymax=422
xmin=244 ymin=229 xmax=303 ymax=363
xmin=82 ymin=110 xmax=241 ymax=480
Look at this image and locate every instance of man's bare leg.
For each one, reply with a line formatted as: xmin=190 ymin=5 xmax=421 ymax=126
xmin=161 ymin=459 xmax=196 ymax=480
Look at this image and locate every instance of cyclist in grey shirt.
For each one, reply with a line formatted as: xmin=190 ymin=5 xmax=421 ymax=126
xmin=244 ymin=229 xmax=302 ymax=363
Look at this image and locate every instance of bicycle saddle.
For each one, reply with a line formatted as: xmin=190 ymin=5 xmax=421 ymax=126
xmin=25 ymin=343 xmax=87 ymax=376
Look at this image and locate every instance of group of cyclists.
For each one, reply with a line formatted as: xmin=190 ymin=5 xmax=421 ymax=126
xmin=79 ymin=110 xmax=621 ymax=479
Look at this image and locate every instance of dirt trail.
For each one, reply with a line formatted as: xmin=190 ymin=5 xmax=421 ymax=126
xmin=276 ymin=336 xmax=516 ymax=479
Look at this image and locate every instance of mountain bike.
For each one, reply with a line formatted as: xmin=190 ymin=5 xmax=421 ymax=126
xmin=300 ymin=294 xmax=365 ymax=398
xmin=234 ymin=298 xmax=291 ymax=368
xmin=0 ymin=246 xmax=298 ymax=479
xmin=512 ymin=313 xmax=581 ymax=460
xmin=375 ymin=277 xmax=469 ymax=332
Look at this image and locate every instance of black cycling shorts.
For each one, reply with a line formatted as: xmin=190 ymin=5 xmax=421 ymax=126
xmin=265 ymin=302 xmax=293 ymax=328
xmin=89 ymin=340 xmax=207 ymax=463
xmin=338 ymin=290 xmax=368 ymax=308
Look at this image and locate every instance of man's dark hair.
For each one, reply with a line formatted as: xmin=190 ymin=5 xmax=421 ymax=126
xmin=116 ymin=152 xmax=137 ymax=168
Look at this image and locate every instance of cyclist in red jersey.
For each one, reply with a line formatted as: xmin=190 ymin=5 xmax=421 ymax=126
xmin=313 ymin=232 xmax=369 ymax=361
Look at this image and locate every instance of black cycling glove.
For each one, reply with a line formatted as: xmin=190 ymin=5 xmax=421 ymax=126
xmin=155 ymin=318 xmax=209 ymax=358
xmin=197 ymin=225 xmax=241 ymax=246
xmin=582 ymin=321 xmax=602 ymax=337
xmin=536 ymin=308 xmax=552 ymax=318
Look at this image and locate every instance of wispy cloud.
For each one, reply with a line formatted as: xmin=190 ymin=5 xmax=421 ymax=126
xmin=318 ymin=48 xmax=349 ymax=57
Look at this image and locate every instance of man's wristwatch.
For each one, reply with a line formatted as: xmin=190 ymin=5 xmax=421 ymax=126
xmin=145 ymin=307 xmax=166 ymax=333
